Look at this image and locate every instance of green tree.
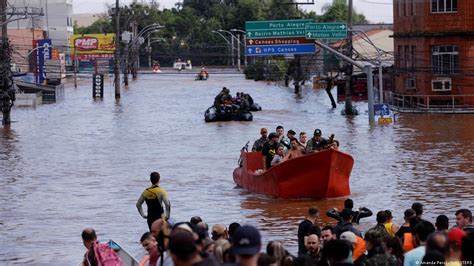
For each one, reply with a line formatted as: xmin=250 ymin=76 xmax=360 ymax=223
xmin=320 ymin=0 xmax=367 ymax=23
xmin=74 ymin=14 xmax=113 ymax=34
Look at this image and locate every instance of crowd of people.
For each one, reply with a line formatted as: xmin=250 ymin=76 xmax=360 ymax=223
xmin=214 ymin=87 xmax=255 ymax=114
xmin=251 ymin=126 xmax=339 ymax=169
xmin=81 ymin=192 xmax=474 ymax=266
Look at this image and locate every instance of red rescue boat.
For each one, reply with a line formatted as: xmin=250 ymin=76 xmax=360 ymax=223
xmin=233 ymin=149 xmax=354 ymax=199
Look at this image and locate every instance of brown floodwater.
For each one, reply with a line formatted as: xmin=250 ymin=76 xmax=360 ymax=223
xmin=1 ymin=71 xmax=473 ymax=264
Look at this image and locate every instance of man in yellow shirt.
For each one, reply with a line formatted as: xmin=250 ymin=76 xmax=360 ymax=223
xmin=137 ymin=172 xmax=170 ymax=229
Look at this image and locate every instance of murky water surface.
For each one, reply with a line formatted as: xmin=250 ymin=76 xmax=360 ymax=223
xmin=1 ymin=71 xmax=473 ymax=264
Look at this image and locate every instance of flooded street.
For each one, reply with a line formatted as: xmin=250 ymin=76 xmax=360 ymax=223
xmin=1 ymin=71 xmax=473 ymax=264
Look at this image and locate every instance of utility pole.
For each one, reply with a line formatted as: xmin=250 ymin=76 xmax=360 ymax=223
xmin=114 ymin=0 xmax=121 ymax=98
xmin=236 ymin=34 xmax=241 ymax=71
xmin=344 ymin=0 xmax=354 ymax=115
xmin=124 ymin=42 xmax=129 ymax=85
xmin=315 ymin=41 xmax=375 ymax=124
xmin=147 ymin=33 xmax=152 ymax=68
xmin=0 ymin=0 xmax=14 ymax=126
xmin=231 ymin=35 xmax=235 ymax=66
xmin=132 ymin=20 xmax=138 ymax=79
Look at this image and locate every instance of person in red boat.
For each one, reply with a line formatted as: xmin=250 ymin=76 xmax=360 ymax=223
xmin=283 ymin=138 xmax=304 ymax=161
xmin=262 ymin=133 xmax=279 ymax=170
xmin=305 ymin=129 xmax=329 ymax=154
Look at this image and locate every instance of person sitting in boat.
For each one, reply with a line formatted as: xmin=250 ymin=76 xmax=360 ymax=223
xmin=197 ymin=67 xmax=208 ymax=79
xmin=243 ymin=92 xmax=254 ymax=106
xmin=326 ymin=134 xmax=340 ymax=150
xmin=306 ymin=129 xmax=329 ymax=154
xmin=252 ymin=128 xmax=268 ymax=152
xmin=276 ymin=126 xmax=290 ymax=150
xmin=299 ymin=132 xmax=308 ymax=148
xmin=214 ymin=87 xmax=231 ymax=112
xmin=282 ymin=129 xmax=296 ymax=150
xmin=270 ymin=145 xmax=285 ymax=167
xmin=232 ymin=92 xmax=241 ymax=105
xmin=283 ymin=138 xmax=304 ymax=161
xmin=238 ymin=94 xmax=250 ymax=113
xmin=262 ymin=132 xmax=279 ymax=170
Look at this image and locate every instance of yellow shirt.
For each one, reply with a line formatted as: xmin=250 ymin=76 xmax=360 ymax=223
xmin=384 ymin=222 xmax=396 ymax=237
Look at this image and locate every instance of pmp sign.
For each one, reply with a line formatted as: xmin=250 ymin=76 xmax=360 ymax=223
xmin=34 ymin=39 xmax=52 ymax=84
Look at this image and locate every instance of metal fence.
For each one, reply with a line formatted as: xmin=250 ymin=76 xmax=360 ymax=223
xmin=388 ymin=92 xmax=474 ymax=113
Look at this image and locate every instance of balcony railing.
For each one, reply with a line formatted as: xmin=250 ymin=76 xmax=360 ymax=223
xmin=388 ymin=92 xmax=474 ymax=113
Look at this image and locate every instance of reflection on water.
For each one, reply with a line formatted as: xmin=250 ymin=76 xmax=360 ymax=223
xmin=0 ymin=73 xmax=473 ymax=264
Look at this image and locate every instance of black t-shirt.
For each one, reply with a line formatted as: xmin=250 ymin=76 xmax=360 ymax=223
xmin=297 ymin=219 xmax=314 ymax=255
xmin=395 ymin=225 xmax=412 ymax=239
xmin=262 ymin=141 xmax=279 ymax=169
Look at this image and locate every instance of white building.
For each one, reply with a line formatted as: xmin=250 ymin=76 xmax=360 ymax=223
xmin=8 ymin=0 xmax=73 ymax=48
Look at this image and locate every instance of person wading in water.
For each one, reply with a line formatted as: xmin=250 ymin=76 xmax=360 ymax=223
xmin=137 ymin=172 xmax=171 ymax=229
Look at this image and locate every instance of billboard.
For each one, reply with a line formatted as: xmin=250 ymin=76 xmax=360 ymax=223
xmin=70 ymin=34 xmax=116 ymax=59
xmin=34 ymin=39 xmax=52 ymax=84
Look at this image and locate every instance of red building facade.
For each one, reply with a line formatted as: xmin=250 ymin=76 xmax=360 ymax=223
xmin=393 ymin=0 xmax=474 ymax=108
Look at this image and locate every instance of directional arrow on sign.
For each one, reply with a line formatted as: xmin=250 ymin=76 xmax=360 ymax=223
xmin=247 ymin=32 xmax=252 ymax=37
xmin=247 ymin=48 xmax=253 ymax=54
xmin=307 ymin=32 xmax=312 ymax=38
xmin=249 ymin=39 xmax=254 ymax=45
xmin=340 ymin=24 xmax=346 ymax=29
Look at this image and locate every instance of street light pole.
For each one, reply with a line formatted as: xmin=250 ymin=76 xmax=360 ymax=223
xmin=236 ymin=34 xmax=241 ymax=71
xmin=218 ymin=30 xmax=241 ymax=71
xmin=349 ymin=29 xmax=385 ymax=103
xmin=314 ymin=40 xmax=375 ymax=125
xmin=114 ymin=0 xmax=120 ymax=98
xmin=147 ymin=32 xmax=151 ymax=68
xmin=231 ymin=29 xmax=246 ymax=69
xmin=231 ymin=34 xmax=234 ymax=66
xmin=211 ymin=30 xmax=232 ymax=66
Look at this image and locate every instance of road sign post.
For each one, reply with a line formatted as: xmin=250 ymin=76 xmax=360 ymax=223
xmin=245 ymin=19 xmax=316 ymax=57
xmin=305 ymin=23 xmax=347 ymax=39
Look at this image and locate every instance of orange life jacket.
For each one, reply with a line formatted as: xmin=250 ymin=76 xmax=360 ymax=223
xmin=353 ymin=236 xmax=367 ymax=261
xmin=403 ymin=232 xmax=415 ymax=252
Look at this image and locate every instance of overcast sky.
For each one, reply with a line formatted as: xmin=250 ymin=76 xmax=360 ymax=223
xmin=73 ymin=0 xmax=393 ymax=24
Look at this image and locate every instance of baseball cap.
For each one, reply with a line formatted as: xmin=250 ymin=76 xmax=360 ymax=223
xmin=340 ymin=231 xmax=357 ymax=244
xmin=314 ymin=129 xmax=322 ymax=135
xmin=260 ymin=128 xmax=268 ymax=134
xmin=231 ymin=225 xmax=261 ymax=256
xmin=447 ymin=228 xmax=466 ymax=247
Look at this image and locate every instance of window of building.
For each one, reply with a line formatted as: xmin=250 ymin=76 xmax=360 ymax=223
xmin=411 ymin=46 xmax=416 ymax=69
xmin=413 ymin=0 xmax=416 ymax=15
xmin=405 ymin=78 xmax=416 ymax=89
xmin=398 ymin=0 xmax=404 ymax=16
xmin=431 ymin=0 xmax=457 ymax=13
xmin=398 ymin=45 xmax=403 ymax=67
xmin=406 ymin=0 xmax=411 ymax=16
xmin=405 ymin=45 xmax=410 ymax=69
xmin=432 ymin=45 xmax=459 ymax=74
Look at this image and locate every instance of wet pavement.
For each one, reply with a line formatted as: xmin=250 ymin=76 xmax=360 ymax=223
xmin=1 ymin=70 xmax=473 ymax=264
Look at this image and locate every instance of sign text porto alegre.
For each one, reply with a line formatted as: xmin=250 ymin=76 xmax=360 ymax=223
xmin=245 ymin=19 xmax=314 ymax=56
xmin=244 ymin=19 xmax=348 ymax=56
xmin=305 ymin=23 xmax=348 ymax=39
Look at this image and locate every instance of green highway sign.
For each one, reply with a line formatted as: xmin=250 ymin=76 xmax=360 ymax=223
xmin=246 ymin=29 xmax=306 ymax=38
xmin=246 ymin=19 xmax=313 ymax=31
xmin=305 ymin=23 xmax=347 ymax=39
xmin=246 ymin=19 xmax=314 ymax=39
